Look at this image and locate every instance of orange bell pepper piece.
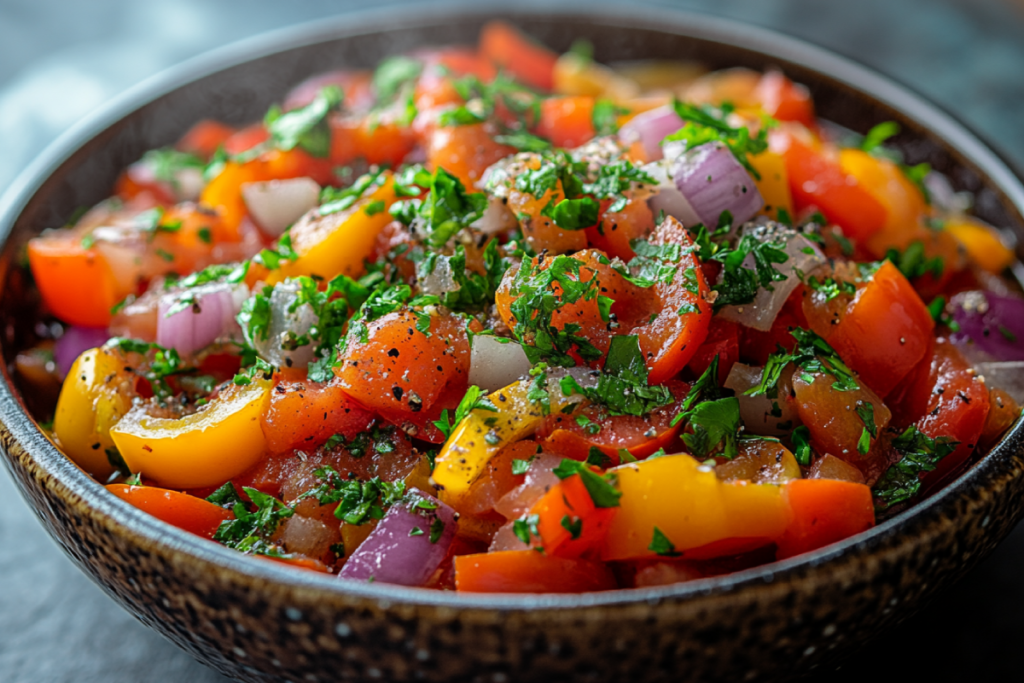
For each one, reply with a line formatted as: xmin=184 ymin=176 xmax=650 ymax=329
xmin=106 ymin=484 xmax=233 ymax=539
xmin=775 ymin=479 xmax=874 ymax=559
xmin=27 ymin=234 xmax=123 ymax=328
xmin=454 ymin=550 xmax=618 ymax=593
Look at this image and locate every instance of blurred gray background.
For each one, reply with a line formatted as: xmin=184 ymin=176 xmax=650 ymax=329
xmin=1 ymin=0 xmax=1023 ymax=681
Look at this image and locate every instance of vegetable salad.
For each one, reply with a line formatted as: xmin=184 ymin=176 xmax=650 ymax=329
xmin=19 ymin=22 xmax=1023 ymax=592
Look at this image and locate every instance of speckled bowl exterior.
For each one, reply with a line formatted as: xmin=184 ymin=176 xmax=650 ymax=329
xmin=1 ymin=7 xmax=1023 ymax=682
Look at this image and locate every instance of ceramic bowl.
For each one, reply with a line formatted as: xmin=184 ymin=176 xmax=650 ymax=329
xmin=1 ymin=7 xmax=1023 ymax=682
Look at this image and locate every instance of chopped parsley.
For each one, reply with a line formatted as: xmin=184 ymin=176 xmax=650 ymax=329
xmin=299 ymin=466 xmax=408 ymax=525
xmin=873 ymin=426 xmax=959 ymax=508
xmin=108 ymin=338 xmax=188 ymax=402
xmin=561 ymin=515 xmax=583 ymax=540
xmin=265 ymin=85 xmax=343 ymax=158
xmin=670 ymin=356 xmax=741 ymax=459
xmin=559 ymin=335 xmax=674 ymax=417
xmin=592 ymin=100 xmax=628 ymax=136
xmin=885 ymin=241 xmax=944 ymax=281
xmin=212 ymin=485 xmax=294 ymax=557
xmin=791 ymin=425 xmax=812 ymax=466
xmin=433 ymin=385 xmax=498 ymax=441
xmin=747 ymin=328 xmax=860 ymax=398
xmin=513 ymin=513 xmax=541 ymax=545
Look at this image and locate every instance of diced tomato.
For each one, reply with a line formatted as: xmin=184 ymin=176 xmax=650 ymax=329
xmin=114 ymin=168 xmax=177 ymax=206
xmin=777 ymin=132 xmax=887 ymax=241
xmin=538 ymin=382 xmax=689 ymax=464
xmin=792 ymin=371 xmax=893 ymax=483
xmin=530 ymin=472 xmax=618 ymax=558
xmin=106 ymin=484 xmax=232 ymax=539
xmin=177 ymin=119 xmax=236 ymax=159
xmin=224 ymin=123 xmax=269 ymax=156
xmin=336 ymin=309 xmax=470 ymax=430
xmin=27 ymin=234 xmax=124 ymax=327
xmin=822 ymin=261 xmax=935 ymax=398
xmin=687 ymin=318 xmax=740 ymax=383
xmin=426 ymin=121 xmax=515 ymax=189
xmin=449 ymin=440 xmax=536 ymax=516
xmin=504 ymin=159 xmax=589 ymax=254
xmin=584 ymin=196 xmax=655 ymax=262
xmin=261 ymin=367 xmax=376 ymax=455
xmin=479 ymin=21 xmax=557 ymax=92
xmin=454 ymin=550 xmax=618 ymax=592
xmin=755 ymin=70 xmax=815 ymax=128
xmin=895 ymin=339 xmax=991 ymax=487
xmin=328 ymin=115 xmax=417 ymax=168
xmin=536 ymin=96 xmax=596 ymax=149
xmin=775 ymin=479 xmax=874 ymax=559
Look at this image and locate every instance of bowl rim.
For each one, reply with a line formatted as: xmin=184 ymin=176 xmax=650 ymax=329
xmin=1 ymin=1 xmax=1022 ymax=612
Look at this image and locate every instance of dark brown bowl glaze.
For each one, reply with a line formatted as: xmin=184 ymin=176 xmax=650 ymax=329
xmin=1 ymin=6 xmax=1023 ymax=682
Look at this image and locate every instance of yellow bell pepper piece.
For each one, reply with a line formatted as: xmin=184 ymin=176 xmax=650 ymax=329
xmin=110 ymin=377 xmax=272 ymax=489
xmin=749 ymin=151 xmax=793 ymax=220
xmin=602 ymin=453 xmax=790 ymax=561
xmin=432 ymin=375 xmax=580 ymax=500
xmin=554 ymin=53 xmax=639 ymax=100
xmin=268 ymin=172 xmax=397 ymax=284
xmin=944 ymin=216 xmax=1016 ymax=274
xmin=53 ymin=347 xmax=134 ymax=479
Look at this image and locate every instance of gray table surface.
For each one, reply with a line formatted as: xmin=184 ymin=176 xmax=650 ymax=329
xmin=2 ymin=0 xmax=1023 ymax=680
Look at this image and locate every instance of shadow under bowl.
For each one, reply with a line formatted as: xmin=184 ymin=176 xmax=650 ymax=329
xmin=1 ymin=6 xmax=1023 ymax=682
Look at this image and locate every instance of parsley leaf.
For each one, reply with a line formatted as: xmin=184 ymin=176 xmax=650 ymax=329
xmin=265 ymin=86 xmax=343 ymax=158
xmin=552 ymin=459 xmax=622 ymax=508
xmin=433 ymin=385 xmax=498 ymax=441
xmin=212 ymin=486 xmax=294 ymax=557
xmin=791 ymin=425 xmax=812 ymax=466
xmin=373 ymin=56 xmax=423 ymax=102
xmin=592 ymin=100 xmax=628 ymax=136
xmin=666 ymin=101 xmax=773 ymax=179
xmin=649 ymin=526 xmax=681 ymax=557
xmin=884 ymin=241 xmax=944 ymax=281
xmin=747 ymin=328 xmax=860 ymax=398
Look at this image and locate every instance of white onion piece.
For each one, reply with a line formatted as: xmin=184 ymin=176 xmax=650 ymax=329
xmin=173 ymin=167 xmax=205 ymax=202
xmin=723 ymin=363 xmax=801 ymax=436
xmin=241 ymin=177 xmax=321 ymax=237
xmin=493 ymin=453 xmax=564 ymax=520
xmin=126 ymin=161 xmax=203 ymax=202
xmin=489 ymin=520 xmax=534 ymax=552
xmin=976 ymin=361 xmax=1024 ymax=404
xmin=672 ymin=141 xmax=763 ymax=227
xmin=643 ymin=160 xmax=702 ymax=227
xmin=417 ymin=257 xmax=461 ymax=298
xmin=470 ymin=196 xmax=517 ymax=235
xmin=338 ymin=493 xmax=456 ymax=587
xmin=618 ymin=105 xmax=683 ymax=161
xmin=468 ymin=336 xmax=532 ymax=393
xmin=717 ymin=221 xmax=826 ymax=331
xmin=251 ymin=280 xmax=318 ymax=369
xmin=158 ymin=282 xmax=247 ymax=357
xmin=923 ymin=171 xmax=973 ymax=214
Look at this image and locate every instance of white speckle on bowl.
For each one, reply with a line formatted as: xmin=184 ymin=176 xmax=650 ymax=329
xmin=286 ymin=607 xmax=303 ymax=621
xmin=803 ymin=646 xmax=816 ymax=657
xmin=416 ymin=649 xmax=430 ymax=661
xmin=335 ymin=622 xmax=352 ymax=637
xmin=368 ymin=667 xmax=382 ymax=679
xmin=823 ymin=624 xmax=836 ymax=637
xmin=982 ymin=515 xmax=991 ymax=528
xmin=233 ymin=647 xmax=247 ymax=658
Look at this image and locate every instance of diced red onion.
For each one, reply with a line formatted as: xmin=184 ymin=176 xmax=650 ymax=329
xmin=54 ymin=326 xmax=110 ymax=377
xmin=671 ymin=141 xmax=764 ymax=227
xmin=976 ymin=362 xmax=1024 ymax=404
xmin=618 ymin=105 xmax=683 ymax=161
xmin=716 ymin=221 xmax=825 ymax=331
xmin=338 ymin=493 xmax=456 ymax=587
xmin=493 ymin=453 xmax=564 ymax=520
xmin=949 ymin=291 xmax=1024 ymax=363
xmin=643 ymin=160 xmax=702 ymax=227
xmin=723 ymin=362 xmax=801 ymax=436
xmin=250 ymin=280 xmax=319 ymax=369
xmin=241 ymin=177 xmax=321 ymax=237
xmin=923 ymin=171 xmax=973 ymax=214
xmin=468 ymin=336 xmax=532 ymax=393
xmin=157 ymin=283 xmax=247 ymax=357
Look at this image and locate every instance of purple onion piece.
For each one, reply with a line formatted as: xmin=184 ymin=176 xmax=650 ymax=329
xmin=643 ymin=160 xmax=702 ymax=227
xmin=157 ymin=284 xmax=239 ymax=357
xmin=618 ymin=105 xmax=683 ymax=161
xmin=54 ymin=326 xmax=110 ymax=377
xmin=339 ymin=493 xmax=456 ymax=587
xmin=671 ymin=141 xmax=764 ymax=227
xmin=949 ymin=291 xmax=1024 ymax=363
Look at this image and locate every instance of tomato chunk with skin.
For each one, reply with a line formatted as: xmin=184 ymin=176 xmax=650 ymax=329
xmin=337 ymin=308 xmax=470 ymax=422
xmin=28 ymin=234 xmax=123 ymax=328
xmin=775 ymin=479 xmax=875 ymax=559
xmin=537 ymin=96 xmax=597 ymax=149
xmin=427 ymin=121 xmax=515 ymax=190
xmin=820 ymin=261 xmax=935 ymax=398
xmin=585 ymin=195 xmax=656 ymax=262
xmin=454 ymin=550 xmax=617 ymax=593
xmin=261 ymin=368 xmax=375 ymax=455
xmin=687 ymin=318 xmax=740 ymax=384
xmin=778 ymin=132 xmax=887 ymax=241
xmin=106 ymin=484 xmax=232 ymax=539
xmin=538 ymin=381 xmax=689 ymax=464
xmin=479 ymin=21 xmax=557 ymax=92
